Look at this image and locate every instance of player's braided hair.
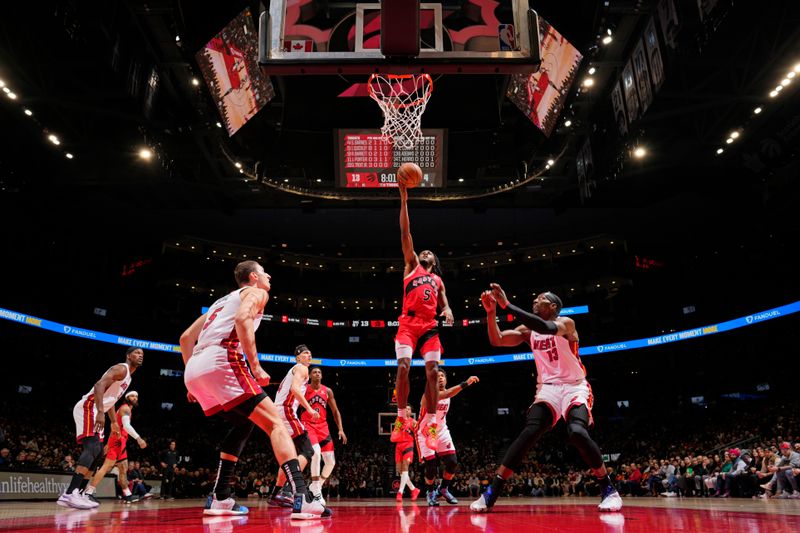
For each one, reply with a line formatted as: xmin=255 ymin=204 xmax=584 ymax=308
xmin=430 ymin=252 xmax=442 ymax=277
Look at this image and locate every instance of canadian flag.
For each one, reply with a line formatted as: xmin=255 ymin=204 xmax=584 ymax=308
xmin=283 ymin=40 xmax=313 ymax=53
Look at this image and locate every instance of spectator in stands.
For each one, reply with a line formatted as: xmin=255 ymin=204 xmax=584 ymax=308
xmin=772 ymin=442 xmax=800 ymax=499
xmin=625 ymin=463 xmax=642 ymax=496
xmin=0 ymin=448 xmax=11 ymax=470
xmin=60 ymin=454 xmax=75 ymax=472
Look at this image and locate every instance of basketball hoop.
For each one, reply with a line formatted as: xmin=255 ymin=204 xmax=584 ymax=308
xmin=367 ymin=74 xmax=433 ymax=150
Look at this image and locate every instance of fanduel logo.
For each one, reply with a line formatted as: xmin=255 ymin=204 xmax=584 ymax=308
xmin=596 ymin=346 xmax=604 ymax=352
xmin=468 ymin=358 xmax=475 ymax=365
xmin=746 ymin=316 xmax=753 ymax=324
xmin=64 ymin=326 xmax=71 ymax=334
xmin=340 ymin=360 xmax=347 ymax=366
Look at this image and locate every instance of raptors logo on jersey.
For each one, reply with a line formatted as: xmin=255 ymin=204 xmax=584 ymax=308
xmin=301 ymin=386 xmax=329 ymax=424
xmin=401 ymin=264 xmax=443 ymax=324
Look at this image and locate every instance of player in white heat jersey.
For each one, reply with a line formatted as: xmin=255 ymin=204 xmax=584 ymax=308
xmin=181 ymin=260 xmax=328 ymax=519
xmin=470 ymin=285 xmax=622 ymax=514
xmin=57 ymin=347 xmax=143 ymax=510
xmin=269 ymin=345 xmax=320 ymax=507
xmin=417 ymin=369 xmax=479 ymax=506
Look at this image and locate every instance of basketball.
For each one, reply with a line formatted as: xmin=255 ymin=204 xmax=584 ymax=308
xmin=397 ymin=163 xmax=423 ymax=188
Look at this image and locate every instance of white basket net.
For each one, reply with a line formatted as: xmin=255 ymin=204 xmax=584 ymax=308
xmin=368 ymin=74 xmax=434 ymax=150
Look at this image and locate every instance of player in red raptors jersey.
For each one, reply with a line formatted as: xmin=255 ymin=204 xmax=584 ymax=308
xmin=85 ymin=391 xmax=147 ymax=503
xmin=393 ymin=184 xmax=455 ymax=450
xmin=470 ymin=285 xmax=622 ymax=513
xmin=391 ymin=406 xmax=420 ymax=501
xmin=57 ymin=348 xmax=143 ymax=510
xmin=181 ymin=261 xmax=327 ymax=519
xmin=300 ymin=367 xmax=347 ymax=499
xmin=418 ymin=371 xmax=479 ymax=506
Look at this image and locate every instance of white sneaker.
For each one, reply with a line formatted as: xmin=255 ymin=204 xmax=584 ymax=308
xmin=660 ymin=491 xmax=677 ymax=498
xmin=61 ymin=489 xmax=98 ymax=509
xmin=312 ymin=490 xmax=326 ymax=507
xmin=56 ymin=492 xmax=72 ymax=508
xmin=598 ymin=489 xmax=623 ymax=512
xmin=469 ymin=494 xmax=491 ymax=513
xmin=790 ymin=491 xmax=800 ymax=499
xmin=291 ymin=492 xmax=328 ymax=520
xmin=203 ymin=495 xmax=249 ymax=516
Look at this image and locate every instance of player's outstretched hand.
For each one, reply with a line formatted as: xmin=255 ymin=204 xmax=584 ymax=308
xmin=137 ymin=438 xmax=148 ymax=449
xmin=440 ymin=307 xmax=454 ymax=325
xmin=480 ymin=291 xmax=496 ymax=313
xmin=466 ymin=376 xmax=480 ymax=386
xmin=339 ymin=429 xmax=348 ymax=444
xmin=489 ymin=283 xmax=508 ymax=308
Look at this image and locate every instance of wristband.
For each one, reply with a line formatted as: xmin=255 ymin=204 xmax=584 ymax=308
xmin=460 ymin=381 xmax=470 ymax=389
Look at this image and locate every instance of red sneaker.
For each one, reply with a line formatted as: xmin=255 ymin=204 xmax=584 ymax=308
xmin=396 ymin=490 xmax=404 ymax=502
xmin=410 ymin=488 xmax=421 ymax=501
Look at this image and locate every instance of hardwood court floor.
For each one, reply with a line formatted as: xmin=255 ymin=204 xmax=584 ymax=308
xmin=1 ymin=496 xmax=799 ymax=532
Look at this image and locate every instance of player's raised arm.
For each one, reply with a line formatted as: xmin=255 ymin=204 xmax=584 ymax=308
xmin=490 ymin=283 xmax=573 ymax=337
xmin=441 ymin=376 xmax=479 ymax=399
xmin=482 ymin=291 xmax=529 ymax=347
xmin=399 ymin=185 xmax=419 ymax=274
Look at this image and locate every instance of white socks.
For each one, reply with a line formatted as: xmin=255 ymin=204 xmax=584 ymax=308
xmin=400 ymin=471 xmax=415 ymax=492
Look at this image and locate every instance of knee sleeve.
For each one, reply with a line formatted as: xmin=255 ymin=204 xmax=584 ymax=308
xmin=424 ymin=457 xmax=440 ymax=481
xmin=442 ymin=453 xmax=458 ymax=475
xmin=321 ymin=451 xmax=336 ymax=478
xmin=294 ymin=433 xmax=315 ymax=462
xmin=566 ymin=405 xmax=603 ymax=469
xmin=395 ymin=343 xmax=413 ymax=360
xmin=220 ymin=419 xmax=255 ymax=458
xmin=502 ymin=403 xmax=553 ymax=471
xmin=311 ymin=443 xmax=322 ymax=477
xmin=78 ymin=436 xmax=103 ymax=468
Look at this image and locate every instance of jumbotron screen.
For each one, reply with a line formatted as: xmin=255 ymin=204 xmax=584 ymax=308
xmin=335 ymin=129 xmax=447 ymax=188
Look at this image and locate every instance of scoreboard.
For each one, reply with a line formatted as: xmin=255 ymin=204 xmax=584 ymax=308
xmin=335 ymin=129 xmax=447 ymax=188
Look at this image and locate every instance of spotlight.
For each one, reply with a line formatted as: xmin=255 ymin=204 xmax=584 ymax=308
xmin=633 ymin=147 xmax=646 ymax=158
xmin=780 ymin=78 xmax=791 ymax=87
xmin=1 ymin=87 xmax=8 ymax=94
xmin=6 ymin=92 xmax=16 ymax=100
xmin=547 ymin=159 xmax=555 ymax=166
xmin=789 ymin=72 xmax=796 ymax=79
xmin=716 ymin=148 xmax=724 ymax=155
xmin=24 ymin=109 xmax=32 ymax=116
xmin=794 ymin=63 xmax=800 ymax=73
xmin=175 ymin=35 xmax=181 ymax=42
xmin=583 ymin=77 xmax=595 ymax=87
xmin=753 ymin=107 xmax=762 ymax=114
xmin=458 ymin=178 xmax=464 ymax=182
xmin=191 ymin=77 xmax=200 ymax=86
xmin=65 ymin=152 xmax=74 ymax=159
xmin=216 ymin=122 xmax=222 ymax=128
xmin=602 ymin=35 xmax=613 ymax=45
xmin=316 ymin=178 xmax=322 ymax=183
xmin=725 ymin=138 xmax=733 ymax=144
xmin=48 ymin=134 xmax=60 ymax=145
xmin=0 ymin=79 xmax=4 ymax=87
xmin=234 ymin=162 xmax=242 ymax=169
xmin=239 ymin=168 xmax=244 ymax=174
xmin=769 ymin=90 xmax=778 ymax=97
xmin=588 ymin=67 xmax=596 ymax=75
xmin=545 ymin=164 xmax=551 ymax=169
xmin=564 ymin=119 xmax=572 ymax=127
xmin=729 ymin=131 xmax=740 ymax=139
xmin=775 ymin=85 xmax=783 ymax=93
xmin=139 ymin=148 xmax=153 ymax=160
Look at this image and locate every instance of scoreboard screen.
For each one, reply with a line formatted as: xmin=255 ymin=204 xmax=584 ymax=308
xmin=335 ymin=129 xmax=447 ymax=188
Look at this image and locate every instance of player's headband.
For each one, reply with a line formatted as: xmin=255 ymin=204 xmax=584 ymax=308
xmin=125 ymin=391 xmax=138 ymax=399
xmin=542 ymin=292 xmax=563 ymax=315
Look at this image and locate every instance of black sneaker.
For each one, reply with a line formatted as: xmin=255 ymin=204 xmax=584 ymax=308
xmin=85 ymin=493 xmax=100 ymax=504
xmin=124 ymin=494 xmax=141 ymax=504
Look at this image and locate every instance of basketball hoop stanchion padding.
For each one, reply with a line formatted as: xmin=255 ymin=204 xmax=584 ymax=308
xmin=382 ymin=0 xmax=420 ymax=58
xmin=368 ymin=74 xmax=433 ymax=149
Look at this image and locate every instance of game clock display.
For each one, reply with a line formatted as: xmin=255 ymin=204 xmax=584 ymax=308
xmin=335 ymin=129 xmax=446 ymax=188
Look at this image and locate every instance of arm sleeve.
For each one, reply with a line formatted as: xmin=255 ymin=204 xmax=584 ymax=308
xmin=121 ymin=415 xmax=141 ymax=440
xmin=503 ymin=301 xmax=559 ymax=334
